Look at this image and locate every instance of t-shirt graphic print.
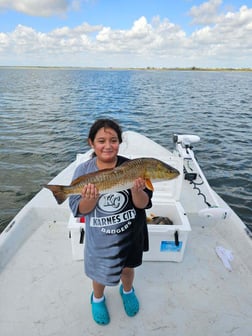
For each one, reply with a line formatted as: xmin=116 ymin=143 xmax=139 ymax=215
xmin=85 ymin=190 xmax=136 ymax=286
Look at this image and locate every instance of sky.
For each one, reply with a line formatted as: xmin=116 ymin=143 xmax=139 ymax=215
xmin=0 ymin=0 xmax=251 ymax=68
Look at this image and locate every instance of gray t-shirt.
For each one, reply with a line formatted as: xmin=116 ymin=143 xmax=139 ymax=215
xmin=69 ymin=156 xmax=152 ymax=286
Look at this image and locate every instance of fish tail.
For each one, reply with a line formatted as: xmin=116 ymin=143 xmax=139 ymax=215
xmin=43 ymin=184 xmax=67 ymax=204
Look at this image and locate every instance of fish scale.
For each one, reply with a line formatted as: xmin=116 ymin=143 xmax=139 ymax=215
xmin=44 ymin=158 xmax=180 ymax=204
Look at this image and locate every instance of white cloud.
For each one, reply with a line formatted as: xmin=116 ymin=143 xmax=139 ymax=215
xmin=191 ymin=5 xmax=252 ymax=48
xmin=189 ymin=0 xmax=223 ymax=25
xmin=0 ymin=2 xmax=251 ymax=67
xmin=95 ymin=16 xmax=186 ymax=56
xmin=0 ymin=0 xmax=72 ymax=16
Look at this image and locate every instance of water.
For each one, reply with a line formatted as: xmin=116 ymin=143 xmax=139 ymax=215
xmin=0 ymin=68 xmax=251 ymax=233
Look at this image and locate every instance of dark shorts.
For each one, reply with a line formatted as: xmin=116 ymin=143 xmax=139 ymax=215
xmin=124 ymin=222 xmax=149 ymax=268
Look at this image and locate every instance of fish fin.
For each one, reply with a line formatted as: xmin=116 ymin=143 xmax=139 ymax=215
xmin=145 ymin=179 xmax=154 ymax=191
xmin=43 ymin=184 xmax=67 ymax=205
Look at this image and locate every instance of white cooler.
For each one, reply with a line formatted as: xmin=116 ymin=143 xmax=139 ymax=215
xmin=144 ymin=201 xmax=191 ymax=262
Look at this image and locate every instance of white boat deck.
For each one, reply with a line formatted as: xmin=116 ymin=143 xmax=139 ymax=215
xmin=0 ymin=131 xmax=251 ymax=336
xmin=0 ymin=209 xmax=251 ymax=336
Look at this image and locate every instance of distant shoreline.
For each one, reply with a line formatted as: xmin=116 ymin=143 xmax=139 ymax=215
xmin=0 ymin=66 xmax=252 ymax=72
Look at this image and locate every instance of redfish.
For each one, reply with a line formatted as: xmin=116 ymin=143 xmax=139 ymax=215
xmin=44 ymin=157 xmax=179 ymax=204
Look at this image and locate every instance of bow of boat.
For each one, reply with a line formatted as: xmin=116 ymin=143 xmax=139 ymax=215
xmin=0 ymin=131 xmax=251 ymax=336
